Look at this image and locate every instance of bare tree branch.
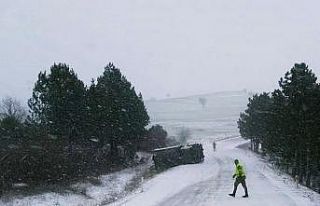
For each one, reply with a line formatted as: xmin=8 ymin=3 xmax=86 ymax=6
xmin=0 ymin=96 xmax=26 ymax=122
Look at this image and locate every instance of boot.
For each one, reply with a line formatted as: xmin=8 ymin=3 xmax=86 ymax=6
xmin=228 ymin=193 xmax=235 ymax=197
xmin=242 ymin=194 xmax=249 ymax=198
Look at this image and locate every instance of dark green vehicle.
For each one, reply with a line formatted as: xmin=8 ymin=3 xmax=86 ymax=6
xmin=152 ymin=144 xmax=204 ymax=170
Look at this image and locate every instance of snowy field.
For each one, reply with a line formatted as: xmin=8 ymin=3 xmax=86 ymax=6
xmin=145 ymin=90 xmax=250 ymax=139
xmin=1 ymin=90 xmax=320 ymax=206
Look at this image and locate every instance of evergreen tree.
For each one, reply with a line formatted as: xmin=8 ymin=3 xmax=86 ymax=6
xmin=238 ymin=92 xmax=272 ymax=152
xmin=90 ymin=63 xmax=149 ymax=160
xmin=278 ymin=63 xmax=319 ymax=184
xmin=28 ymin=63 xmax=87 ymax=143
xmin=85 ymin=79 xmax=102 ymax=144
xmin=239 ymin=63 xmax=320 ymax=191
xmin=147 ymin=124 xmax=168 ymax=148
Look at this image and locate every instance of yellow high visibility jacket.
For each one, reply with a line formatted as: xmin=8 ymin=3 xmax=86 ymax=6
xmin=234 ymin=163 xmax=246 ymax=177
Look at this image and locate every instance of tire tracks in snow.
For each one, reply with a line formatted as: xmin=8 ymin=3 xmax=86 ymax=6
xmin=156 ymin=145 xmax=301 ymax=206
xmin=156 ymin=156 xmax=232 ymax=206
xmin=113 ymin=138 xmax=319 ymax=206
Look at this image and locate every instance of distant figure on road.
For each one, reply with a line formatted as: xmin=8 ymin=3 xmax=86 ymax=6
xmin=229 ymin=159 xmax=249 ymax=198
xmin=212 ymin=141 xmax=216 ymax=152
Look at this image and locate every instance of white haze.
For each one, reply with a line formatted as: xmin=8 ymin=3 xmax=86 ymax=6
xmin=0 ymin=0 xmax=320 ymax=101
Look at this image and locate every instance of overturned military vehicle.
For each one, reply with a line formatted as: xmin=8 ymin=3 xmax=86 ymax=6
xmin=152 ymin=143 xmax=204 ymax=170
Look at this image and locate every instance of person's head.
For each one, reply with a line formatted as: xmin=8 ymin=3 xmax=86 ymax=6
xmin=234 ymin=159 xmax=239 ymax=165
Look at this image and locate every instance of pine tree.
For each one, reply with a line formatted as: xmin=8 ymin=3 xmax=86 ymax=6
xmin=278 ymin=63 xmax=319 ymax=184
xmin=86 ymin=79 xmax=102 ymax=144
xmin=147 ymin=125 xmax=168 ymax=149
xmin=239 ymin=63 xmax=320 ymax=191
xmin=28 ymin=63 xmax=87 ymax=145
xmin=237 ymin=93 xmax=272 ymax=152
xmin=90 ymin=63 xmax=149 ymax=160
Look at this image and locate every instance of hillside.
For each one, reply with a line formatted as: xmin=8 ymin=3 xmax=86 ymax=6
xmin=145 ymin=90 xmax=251 ymax=140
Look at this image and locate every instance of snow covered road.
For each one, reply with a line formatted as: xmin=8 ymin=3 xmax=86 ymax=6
xmin=112 ymin=137 xmax=320 ymax=206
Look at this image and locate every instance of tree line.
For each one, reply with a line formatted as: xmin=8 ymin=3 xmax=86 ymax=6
xmin=238 ymin=63 xmax=320 ymax=193
xmin=0 ymin=63 xmax=169 ymax=191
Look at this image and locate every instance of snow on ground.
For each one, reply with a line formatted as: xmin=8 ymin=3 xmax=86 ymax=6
xmin=145 ymin=90 xmax=250 ymax=138
xmin=110 ymin=91 xmax=320 ymax=206
xmin=0 ymin=158 xmax=152 ymax=206
xmin=45 ymin=90 xmax=320 ymax=206
xmin=2 ymin=91 xmax=319 ymax=206
xmin=111 ymin=141 xmax=220 ymax=206
xmin=111 ymin=137 xmax=320 ymax=206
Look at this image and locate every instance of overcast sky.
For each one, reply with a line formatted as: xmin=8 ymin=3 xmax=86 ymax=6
xmin=1 ymin=0 xmax=320 ymax=102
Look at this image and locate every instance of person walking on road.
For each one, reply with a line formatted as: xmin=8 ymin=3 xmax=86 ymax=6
xmin=229 ymin=159 xmax=249 ymax=198
xmin=212 ymin=141 xmax=216 ymax=152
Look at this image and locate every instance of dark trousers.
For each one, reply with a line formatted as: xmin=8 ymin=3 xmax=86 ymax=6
xmin=232 ymin=176 xmax=248 ymax=195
